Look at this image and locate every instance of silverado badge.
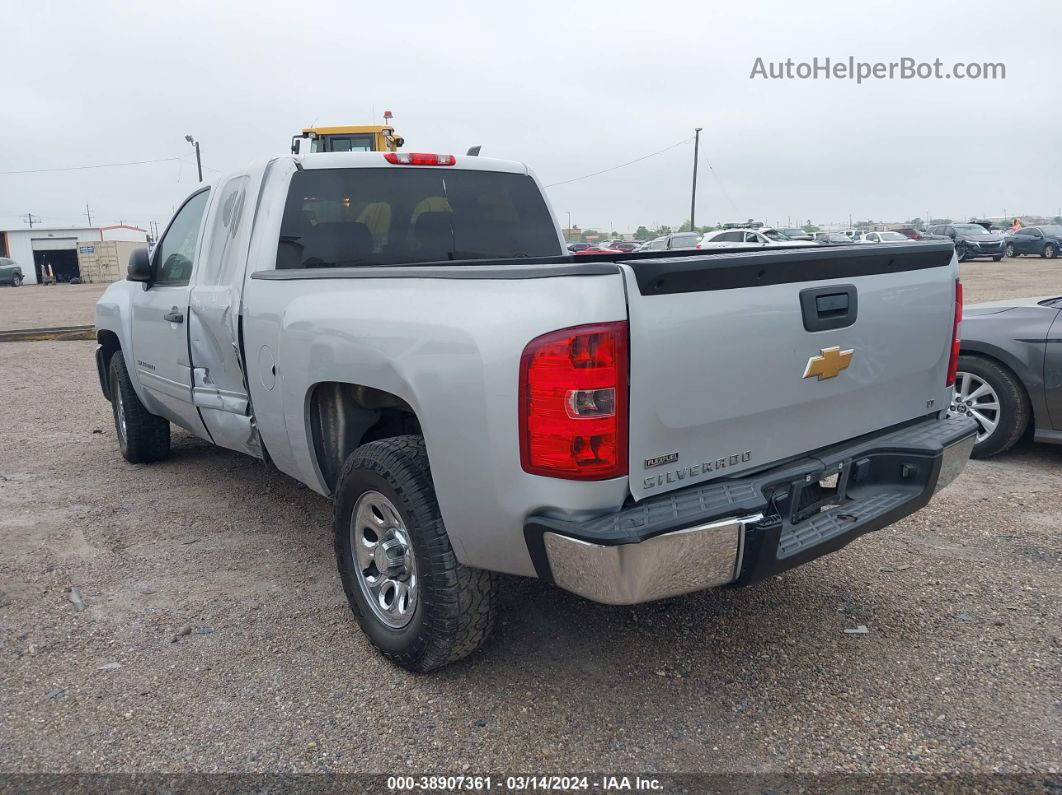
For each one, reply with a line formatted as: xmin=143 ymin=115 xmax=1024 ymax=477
xmin=803 ymin=346 xmax=853 ymax=380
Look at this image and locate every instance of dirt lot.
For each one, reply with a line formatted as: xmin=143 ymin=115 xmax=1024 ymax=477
xmin=0 ymin=258 xmax=1059 ymax=776
xmin=0 ymin=283 xmax=107 ymax=332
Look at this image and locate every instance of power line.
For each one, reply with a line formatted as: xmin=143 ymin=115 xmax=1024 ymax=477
xmin=545 ymin=137 xmax=694 ymax=188
xmin=0 ymin=156 xmax=184 ymax=176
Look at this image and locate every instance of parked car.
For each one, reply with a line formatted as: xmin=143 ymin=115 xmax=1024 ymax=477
xmin=611 ymin=241 xmax=639 ymax=253
xmin=779 ymin=227 xmax=813 ymax=241
xmin=1004 ymin=225 xmax=1062 ymax=259
xmin=637 ymin=232 xmax=703 ymax=252
xmin=94 ymin=150 xmax=974 ymax=671
xmin=955 ymin=295 xmax=1062 ymax=457
xmin=891 ymin=227 xmax=923 ymax=240
xmin=0 ymin=257 xmax=24 ymax=286
xmin=924 ymin=223 xmax=1005 ymax=262
xmin=567 ymin=242 xmax=591 ymax=253
xmin=699 ymin=228 xmax=817 ymax=248
xmin=861 ymin=231 xmax=915 ymax=243
xmin=574 ymin=246 xmax=624 ymax=255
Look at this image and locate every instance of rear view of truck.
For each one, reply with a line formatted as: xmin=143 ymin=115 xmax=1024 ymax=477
xmin=526 ymin=242 xmax=975 ymax=605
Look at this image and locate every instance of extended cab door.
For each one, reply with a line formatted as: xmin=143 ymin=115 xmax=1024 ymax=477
xmin=130 ymin=188 xmax=211 ymax=437
xmin=187 ymin=174 xmax=263 ymax=458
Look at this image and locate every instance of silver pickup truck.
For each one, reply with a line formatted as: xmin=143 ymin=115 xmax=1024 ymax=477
xmin=95 ymin=151 xmax=976 ymax=671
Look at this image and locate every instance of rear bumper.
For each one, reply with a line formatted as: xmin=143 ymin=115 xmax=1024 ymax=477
xmin=525 ymin=415 xmax=976 ymax=605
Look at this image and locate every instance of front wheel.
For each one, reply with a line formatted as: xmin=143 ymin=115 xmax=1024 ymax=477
xmin=1005 ymin=243 xmax=1017 ymax=258
xmin=992 ymin=256 xmax=1002 ymax=262
xmin=1044 ymin=243 xmax=1058 ymax=259
xmin=333 ymin=435 xmax=498 ymax=672
xmin=955 ymin=243 xmax=967 ymax=262
xmin=11 ymin=274 xmax=22 ymax=286
xmin=950 ymin=355 xmax=1029 ymax=458
xmin=108 ymin=353 xmax=171 ymax=463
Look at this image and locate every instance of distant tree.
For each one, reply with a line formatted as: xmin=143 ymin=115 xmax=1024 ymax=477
xmin=905 ymin=217 xmax=926 ymax=231
xmin=677 ymin=219 xmax=694 ymax=233
xmin=581 ymin=228 xmax=601 ymax=242
xmin=698 ymin=224 xmax=717 ymax=233
xmin=653 ymin=225 xmax=672 ymax=237
xmin=634 ymin=225 xmax=652 ymax=241
xmin=803 ymin=223 xmax=821 ymax=233
xmin=1053 ymin=216 xmax=1062 ymax=225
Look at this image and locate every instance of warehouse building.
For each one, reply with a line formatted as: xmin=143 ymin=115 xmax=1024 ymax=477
xmin=0 ymin=224 xmax=148 ymax=285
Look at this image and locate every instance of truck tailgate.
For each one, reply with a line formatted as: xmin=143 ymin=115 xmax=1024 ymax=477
xmin=622 ymin=243 xmax=957 ymax=501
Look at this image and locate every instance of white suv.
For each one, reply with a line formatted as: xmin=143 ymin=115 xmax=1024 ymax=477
xmin=699 ymin=228 xmax=818 ymax=249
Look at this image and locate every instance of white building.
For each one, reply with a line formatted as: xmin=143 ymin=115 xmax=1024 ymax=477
xmin=1 ymin=224 xmax=148 ymax=284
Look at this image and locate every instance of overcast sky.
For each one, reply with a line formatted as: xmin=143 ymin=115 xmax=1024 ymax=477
xmin=2 ymin=0 xmax=1059 ymax=234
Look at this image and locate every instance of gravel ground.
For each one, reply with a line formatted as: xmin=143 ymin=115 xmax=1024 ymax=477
xmin=0 ymin=284 xmax=107 ymax=331
xmin=0 ymin=261 xmax=1059 ymax=776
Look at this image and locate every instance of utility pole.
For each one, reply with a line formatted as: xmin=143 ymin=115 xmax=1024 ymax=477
xmin=690 ymin=127 xmax=702 ymax=231
xmin=185 ymin=135 xmax=203 ymax=182
xmin=22 ymin=213 xmax=40 ymax=228
xmin=567 ymin=211 xmax=571 ymax=242
xmin=84 ymin=204 xmax=93 ymax=226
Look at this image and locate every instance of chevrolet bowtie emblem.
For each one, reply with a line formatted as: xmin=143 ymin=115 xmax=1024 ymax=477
xmin=803 ymin=346 xmax=854 ymax=380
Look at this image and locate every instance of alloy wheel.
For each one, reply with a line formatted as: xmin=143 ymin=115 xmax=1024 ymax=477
xmin=949 ymin=371 xmax=1000 ymax=443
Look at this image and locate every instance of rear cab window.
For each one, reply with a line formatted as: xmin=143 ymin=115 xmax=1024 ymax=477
xmin=276 ymin=167 xmax=562 ymax=269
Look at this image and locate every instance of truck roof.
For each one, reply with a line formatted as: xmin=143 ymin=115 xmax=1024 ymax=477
xmin=294 ymin=151 xmax=530 ymax=175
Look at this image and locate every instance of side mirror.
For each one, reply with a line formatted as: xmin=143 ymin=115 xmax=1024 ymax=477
xmin=127 ymin=247 xmax=152 ymax=283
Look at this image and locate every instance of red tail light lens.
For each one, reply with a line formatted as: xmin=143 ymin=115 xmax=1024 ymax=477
xmin=383 ymin=152 xmax=456 ymax=166
xmin=519 ymin=322 xmax=629 ymax=479
xmin=946 ymin=280 xmax=962 ymax=386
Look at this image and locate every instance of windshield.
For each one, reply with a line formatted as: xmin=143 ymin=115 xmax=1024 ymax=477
xmin=954 ymin=224 xmax=993 ymax=235
xmin=761 ymin=229 xmax=787 ymax=241
xmin=276 ymin=168 xmax=562 ymax=268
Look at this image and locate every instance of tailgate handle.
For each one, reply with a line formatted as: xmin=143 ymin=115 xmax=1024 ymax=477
xmin=800 ymin=285 xmax=857 ymax=332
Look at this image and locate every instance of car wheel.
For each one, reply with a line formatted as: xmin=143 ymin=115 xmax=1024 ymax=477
xmin=1044 ymin=243 xmax=1058 ymax=259
xmin=107 ymin=353 xmax=171 ymax=463
xmin=950 ymin=355 xmax=1029 ymax=458
xmin=954 ymin=243 xmax=967 ymax=262
xmin=333 ymin=435 xmax=498 ymax=672
xmin=1005 ymin=243 xmax=1017 ymax=258
xmin=11 ymin=274 xmax=22 ymax=286
xmin=992 ymin=256 xmax=1002 ymax=262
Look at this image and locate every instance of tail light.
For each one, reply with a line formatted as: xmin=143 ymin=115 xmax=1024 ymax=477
xmin=946 ymin=280 xmax=963 ymax=387
xmin=384 ymin=152 xmax=455 ymax=166
xmin=519 ymin=322 xmax=629 ymax=480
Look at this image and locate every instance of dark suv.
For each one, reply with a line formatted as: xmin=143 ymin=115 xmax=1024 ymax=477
xmin=925 ymin=223 xmax=1004 ymax=262
xmin=1005 ymin=225 xmax=1062 ymax=259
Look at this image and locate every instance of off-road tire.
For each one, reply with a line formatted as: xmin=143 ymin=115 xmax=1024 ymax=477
xmin=333 ymin=435 xmax=498 ymax=672
xmin=108 ymin=353 xmax=171 ymax=463
xmin=957 ymin=354 xmax=1029 ymax=459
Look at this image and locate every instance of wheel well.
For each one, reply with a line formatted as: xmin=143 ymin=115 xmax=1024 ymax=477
xmin=309 ymin=382 xmax=422 ymax=493
xmin=96 ymin=330 xmax=121 ymax=400
xmin=97 ymin=330 xmax=121 ymax=365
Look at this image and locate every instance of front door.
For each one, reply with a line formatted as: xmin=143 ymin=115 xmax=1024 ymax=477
xmin=130 ymin=189 xmax=211 ymax=437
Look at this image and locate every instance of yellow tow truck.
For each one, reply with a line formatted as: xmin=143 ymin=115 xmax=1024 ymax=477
xmin=290 ymin=112 xmax=405 ymax=155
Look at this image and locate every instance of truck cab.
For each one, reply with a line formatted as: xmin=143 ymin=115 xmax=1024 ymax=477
xmin=291 ymin=125 xmax=405 ymax=155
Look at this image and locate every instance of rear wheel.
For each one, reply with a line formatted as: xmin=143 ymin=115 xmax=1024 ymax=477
xmin=107 ymin=353 xmax=170 ymax=463
xmin=1044 ymin=243 xmax=1058 ymax=259
xmin=950 ymin=355 xmax=1029 ymax=458
xmin=992 ymin=256 xmax=1002 ymax=262
xmin=333 ymin=435 xmax=498 ymax=672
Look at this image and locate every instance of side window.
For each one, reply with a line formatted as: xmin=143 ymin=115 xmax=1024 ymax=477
xmin=945 ymin=226 xmax=956 ymax=236
xmin=155 ymin=190 xmax=210 ymax=285
xmin=1029 ymin=228 xmax=1043 ymax=238
xmin=744 ymin=231 xmax=760 ymax=243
